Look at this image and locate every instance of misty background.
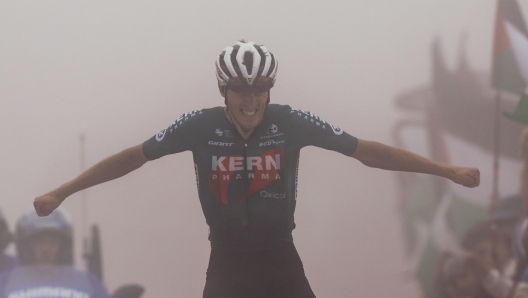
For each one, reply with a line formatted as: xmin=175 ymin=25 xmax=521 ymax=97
xmin=2 ymin=1 xmax=526 ymax=297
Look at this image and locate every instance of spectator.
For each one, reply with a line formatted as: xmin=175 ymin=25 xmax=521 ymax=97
xmin=0 ymin=208 xmax=16 ymax=273
xmin=439 ymin=222 xmax=512 ymax=298
xmin=441 ymin=253 xmax=492 ymax=298
xmin=0 ymin=208 xmax=109 ymax=298
xmin=491 ymin=194 xmax=524 ymax=277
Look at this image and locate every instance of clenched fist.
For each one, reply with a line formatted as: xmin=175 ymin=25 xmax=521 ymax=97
xmin=34 ymin=191 xmax=64 ymax=217
xmin=449 ymin=166 xmax=480 ymax=188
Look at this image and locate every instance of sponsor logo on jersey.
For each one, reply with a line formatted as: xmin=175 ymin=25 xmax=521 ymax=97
xmin=259 ymin=139 xmax=284 ymax=147
xmin=295 ymin=158 xmax=299 ymax=200
xmin=291 ymin=109 xmax=328 ymax=129
xmin=215 ymin=129 xmax=233 ymax=137
xmin=291 ymin=109 xmax=326 ymax=123
xmin=157 ymin=110 xmax=204 ymax=137
xmin=330 ymin=124 xmax=343 ymax=135
xmin=156 ymin=129 xmax=167 ymax=142
xmin=208 ymin=148 xmax=284 ymax=205
xmin=194 ymin=163 xmax=199 ymax=192
xmin=260 ymin=191 xmax=285 ymax=199
xmin=176 ymin=110 xmax=203 ymax=125
xmin=260 ymin=132 xmax=283 ymax=139
xmin=291 ymin=108 xmax=346 ymax=135
xmin=169 ymin=122 xmax=177 ymax=133
xmin=268 ymin=124 xmax=278 ymax=134
xmin=208 ymin=141 xmax=235 ymax=147
xmin=211 ymin=153 xmax=281 ymax=171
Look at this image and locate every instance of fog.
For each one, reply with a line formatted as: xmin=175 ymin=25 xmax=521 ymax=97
xmin=1 ymin=1 xmax=524 ymax=297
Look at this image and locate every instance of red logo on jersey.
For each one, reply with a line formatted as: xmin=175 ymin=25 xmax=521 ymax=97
xmin=208 ymin=148 xmax=284 ymax=204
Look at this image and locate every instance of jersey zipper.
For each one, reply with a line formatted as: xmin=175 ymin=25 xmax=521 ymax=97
xmin=242 ymin=142 xmax=250 ymax=231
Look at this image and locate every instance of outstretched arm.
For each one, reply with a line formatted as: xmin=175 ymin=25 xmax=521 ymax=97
xmin=34 ymin=144 xmax=148 ymax=216
xmin=351 ymin=139 xmax=480 ymax=188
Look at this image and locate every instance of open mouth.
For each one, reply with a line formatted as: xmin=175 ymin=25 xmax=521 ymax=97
xmin=241 ymin=109 xmax=257 ymax=117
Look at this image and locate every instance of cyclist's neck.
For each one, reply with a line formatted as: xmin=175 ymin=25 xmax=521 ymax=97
xmin=224 ymin=106 xmax=257 ymax=140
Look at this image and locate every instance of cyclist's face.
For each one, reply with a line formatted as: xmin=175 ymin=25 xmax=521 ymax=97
xmin=225 ymin=89 xmax=268 ymax=136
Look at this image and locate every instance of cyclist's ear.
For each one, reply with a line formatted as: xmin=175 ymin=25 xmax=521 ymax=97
xmin=218 ymin=82 xmax=226 ymax=98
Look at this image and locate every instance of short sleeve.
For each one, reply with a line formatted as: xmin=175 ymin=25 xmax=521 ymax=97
xmin=142 ymin=109 xmax=205 ymax=160
xmin=289 ymin=108 xmax=358 ymax=156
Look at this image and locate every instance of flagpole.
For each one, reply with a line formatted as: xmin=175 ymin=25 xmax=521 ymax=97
xmin=490 ymin=91 xmax=502 ymax=214
xmin=79 ymin=133 xmax=88 ymax=269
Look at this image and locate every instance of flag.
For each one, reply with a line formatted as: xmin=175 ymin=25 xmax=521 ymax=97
xmin=394 ymin=37 xmax=525 ymax=297
xmin=492 ymin=0 xmax=528 ymax=94
xmin=505 ymin=93 xmax=528 ymax=124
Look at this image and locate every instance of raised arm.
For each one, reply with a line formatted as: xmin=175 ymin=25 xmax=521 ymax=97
xmin=351 ymin=139 xmax=480 ymax=188
xmin=34 ymin=144 xmax=148 ymax=216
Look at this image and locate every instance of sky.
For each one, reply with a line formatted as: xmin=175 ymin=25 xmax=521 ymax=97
xmin=1 ymin=0 xmax=526 ymax=297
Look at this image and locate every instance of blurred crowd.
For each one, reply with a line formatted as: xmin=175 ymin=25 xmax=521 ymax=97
xmin=435 ymin=129 xmax=528 ymax=298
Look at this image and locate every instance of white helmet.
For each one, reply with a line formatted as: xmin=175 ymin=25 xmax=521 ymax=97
xmin=215 ymin=40 xmax=278 ymax=94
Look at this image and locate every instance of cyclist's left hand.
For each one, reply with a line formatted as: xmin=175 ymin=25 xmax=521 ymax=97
xmin=449 ymin=166 xmax=480 ymax=188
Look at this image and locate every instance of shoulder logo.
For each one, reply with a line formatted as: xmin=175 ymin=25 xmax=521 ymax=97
xmin=215 ymin=129 xmax=223 ymax=136
xmin=268 ymin=124 xmax=278 ymax=134
xmin=156 ymin=129 xmax=167 ymax=142
xmin=330 ymin=125 xmax=343 ymax=135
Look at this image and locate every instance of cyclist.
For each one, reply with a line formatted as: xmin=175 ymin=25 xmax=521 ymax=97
xmin=33 ymin=40 xmax=480 ymax=298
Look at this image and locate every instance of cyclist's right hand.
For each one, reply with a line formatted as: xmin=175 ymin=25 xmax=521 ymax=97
xmin=34 ymin=191 xmax=63 ymax=216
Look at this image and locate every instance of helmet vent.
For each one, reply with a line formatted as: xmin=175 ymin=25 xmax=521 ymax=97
xmin=266 ymin=53 xmax=276 ymax=77
xmin=243 ymin=51 xmax=253 ymax=75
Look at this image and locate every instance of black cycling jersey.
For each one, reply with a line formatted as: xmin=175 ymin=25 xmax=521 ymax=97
xmin=143 ymin=104 xmax=358 ymax=250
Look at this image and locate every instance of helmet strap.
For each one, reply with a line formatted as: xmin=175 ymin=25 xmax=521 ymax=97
xmin=223 ymin=85 xmax=228 ymax=105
